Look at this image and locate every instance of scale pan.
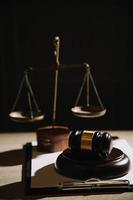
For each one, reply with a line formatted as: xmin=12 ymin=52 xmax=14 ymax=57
xmin=9 ymin=111 xmax=44 ymax=123
xmin=71 ymin=105 xmax=106 ymax=118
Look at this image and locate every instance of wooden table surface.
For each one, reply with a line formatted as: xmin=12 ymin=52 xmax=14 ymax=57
xmin=0 ymin=131 xmax=133 ymax=200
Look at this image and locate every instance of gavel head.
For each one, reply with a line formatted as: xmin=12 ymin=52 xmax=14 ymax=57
xmin=68 ymin=130 xmax=113 ymax=159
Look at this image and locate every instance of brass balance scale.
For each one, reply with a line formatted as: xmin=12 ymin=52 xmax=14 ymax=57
xmin=9 ymin=36 xmax=106 ymax=152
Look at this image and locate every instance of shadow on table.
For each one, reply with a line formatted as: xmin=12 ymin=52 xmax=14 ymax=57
xmin=0 ymin=181 xmax=52 ymax=199
xmin=0 ymin=149 xmax=24 ymax=166
xmin=0 ymin=147 xmax=38 ymax=166
xmin=0 ymin=182 xmax=25 ymax=199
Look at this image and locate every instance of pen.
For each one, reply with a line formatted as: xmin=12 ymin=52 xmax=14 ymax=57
xmin=58 ymin=179 xmax=130 ymax=191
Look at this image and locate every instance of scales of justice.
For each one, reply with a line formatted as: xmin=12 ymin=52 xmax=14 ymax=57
xmin=9 ymin=36 xmax=106 ymax=152
xmin=9 ymin=36 xmax=130 ymax=180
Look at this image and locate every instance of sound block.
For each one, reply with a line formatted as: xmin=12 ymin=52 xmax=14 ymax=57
xmin=55 ymin=148 xmax=130 ymax=179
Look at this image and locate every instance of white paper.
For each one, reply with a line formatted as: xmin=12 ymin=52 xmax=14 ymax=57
xmin=31 ymin=139 xmax=133 ymax=188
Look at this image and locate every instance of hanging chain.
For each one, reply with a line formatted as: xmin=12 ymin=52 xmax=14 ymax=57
xmin=27 ymin=91 xmax=33 ymax=118
xmin=89 ymin=71 xmax=104 ymax=109
xmin=74 ymin=63 xmax=104 ymax=110
xmin=86 ymin=64 xmax=90 ymax=107
xmin=75 ymin=72 xmax=87 ymax=106
xmin=25 ymin=70 xmax=41 ymax=113
xmin=11 ymin=76 xmax=25 ymax=112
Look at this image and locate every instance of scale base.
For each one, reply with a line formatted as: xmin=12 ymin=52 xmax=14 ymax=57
xmin=55 ymin=147 xmax=130 ymax=179
xmin=36 ymin=125 xmax=70 ymax=152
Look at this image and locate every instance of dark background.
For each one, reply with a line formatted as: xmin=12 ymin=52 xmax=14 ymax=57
xmin=0 ymin=1 xmax=133 ymax=132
